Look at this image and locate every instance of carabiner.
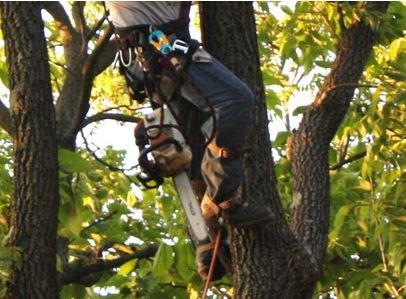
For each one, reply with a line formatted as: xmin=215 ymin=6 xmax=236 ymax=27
xmin=148 ymin=30 xmax=171 ymax=55
xmin=119 ymin=48 xmax=132 ymax=67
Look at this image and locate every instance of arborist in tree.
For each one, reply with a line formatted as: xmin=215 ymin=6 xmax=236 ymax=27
xmin=106 ymin=1 xmax=273 ymax=281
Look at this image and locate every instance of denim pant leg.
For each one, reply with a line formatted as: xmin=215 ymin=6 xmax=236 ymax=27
xmin=180 ymin=53 xmax=254 ymax=204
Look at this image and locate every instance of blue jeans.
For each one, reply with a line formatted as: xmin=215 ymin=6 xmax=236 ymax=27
xmin=176 ymin=49 xmax=254 ymax=203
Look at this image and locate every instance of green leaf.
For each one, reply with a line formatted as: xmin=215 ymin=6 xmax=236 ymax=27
xmin=174 ymin=242 xmax=195 ymax=282
xmin=281 ymin=5 xmax=293 ymax=15
xmin=315 ymin=60 xmax=332 ymax=68
xmin=330 ymin=205 xmax=352 ymax=240
xmin=58 ymin=148 xmax=93 ymax=173
xmin=60 ymin=284 xmax=87 ymax=299
xmin=126 ymin=191 xmax=137 ymax=207
xmin=257 ymin=1 xmax=269 ymax=13
xmin=273 ymin=131 xmax=291 ymax=148
xmin=0 ymin=61 xmax=9 ymax=89
xmin=95 ymin=187 xmax=109 ymax=199
xmin=152 ymin=243 xmax=174 ymax=276
xmin=389 ymin=38 xmax=406 ymax=61
xmin=118 ymin=259 xmax=137 ymax=276
xmin=266 ymin=90 xmax=280 ymax=109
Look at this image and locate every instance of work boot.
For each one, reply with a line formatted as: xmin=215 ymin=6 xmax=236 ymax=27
xmin=201 ymin=194 xmax=273 ymax=228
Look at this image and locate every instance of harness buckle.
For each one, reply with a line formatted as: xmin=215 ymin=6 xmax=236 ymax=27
xmin=172 ymin=39 xmax=189 ymax=54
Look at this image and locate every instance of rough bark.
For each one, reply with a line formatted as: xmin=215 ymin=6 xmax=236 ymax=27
xmin=0 ymin=3 xmax=60 ymax=298
xmin=290 ymin=0 xmax=389 ymax=281
xmin=200 ymin=1 xmax=388 ymax=298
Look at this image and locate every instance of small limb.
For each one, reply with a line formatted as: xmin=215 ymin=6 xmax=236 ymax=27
xmin=330 ymin=150 xmax=366 ymax=171
xmin=60 ymin=244 xmax=158 ymax=285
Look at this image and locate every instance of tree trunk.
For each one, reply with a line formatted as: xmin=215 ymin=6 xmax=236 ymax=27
xmin=200 ymin=2 xmax=388 ymax=298
xmin=0 ymin=3 xmax=60 ymax=298
xmin=200 ymin=2 xmax=308 ymax=298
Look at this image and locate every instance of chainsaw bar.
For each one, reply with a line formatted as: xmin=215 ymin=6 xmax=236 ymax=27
xmin=143 ymin=107 xmax=210 ymax=246
xmin=172 ymin=171 xmax=210 ymax=245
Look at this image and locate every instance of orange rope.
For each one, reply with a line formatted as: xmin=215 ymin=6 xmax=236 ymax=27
xmin=202 ymin=230 xmax=222 ymax=299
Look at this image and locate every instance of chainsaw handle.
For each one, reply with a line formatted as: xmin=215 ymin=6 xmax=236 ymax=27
xmin=137 ymin=138 xmax=183 ymax=189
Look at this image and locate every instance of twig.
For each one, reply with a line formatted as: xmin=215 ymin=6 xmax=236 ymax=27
xmin=309 ymin=2 xmax=341 ymax=42
xmin=81 ymin=211 xmax=118 ymax=233
xmin=80 ymin=113 xmax=141 ymax=129
xmin=212 ymin=285 xmax=231 ymax=298
xmin=49 ymin=59 xmax=68 ymax=71
xmin=324 ymin=83 xmax=377 ymax=95
xmin=79 ymin=130 xmax=138 ymax=184
xmin=86 ymin=14 xmax=108 ymax=43
xmin=329 ymin=150 xmax=366 ymax=170
xmin=60 ymin=244 xmax=158 ymax=285
xmin=338 ymin=134 xmax=350 ymax=164
xmin=50 ymin=71 xmax=62 ymax=95
xmin=94 ymin=104 xmax=144 ymax=114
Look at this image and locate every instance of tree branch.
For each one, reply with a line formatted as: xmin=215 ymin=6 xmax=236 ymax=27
xmin=60 ymin=244 xmax=158 ymax=285
xmin=79 ymin=130 xmax=138 ymax=183
xmin=41 ymin=2 xmax=75 ymax=38
xmin=290 ymin=2 xmax=389 ymax=270
xmin=71 ymin=1 xmax=87 ymax=42
xmin=81 ymin=211 xmax=118 ymax=234
xmin=94 ymin=40 xmax=117 ymax=76
xmin=320 ymin=84 xmax=378 ymax=101
xmin=0 ymin=99 xmax=14 ymax=136
xmin=65 ymin=25 xmax=114 ymax=141
xmin=81 ymin=113 xmax=141 ymax=129
xmin=86 ymin=13 xmax=108 ymax=43
xmin=329 ymin=150 xmax=367 ymax=170
xmin=42 ymin=1 xmax=81 ymax=64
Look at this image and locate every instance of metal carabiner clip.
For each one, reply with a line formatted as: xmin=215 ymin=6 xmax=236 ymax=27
xmin=119 ymin=48 xmax=132 ymax=67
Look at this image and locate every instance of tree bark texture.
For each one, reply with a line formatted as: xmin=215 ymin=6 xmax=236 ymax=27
xmin=201 ymin=1 xmax=388 ymax=298
xmin=287 ymin=4 xmax=388 ymax=297
xmin=290 ymin=2 xmax=389 ymax=273
xmin=0 ymin=2 xmax=60 ymax=298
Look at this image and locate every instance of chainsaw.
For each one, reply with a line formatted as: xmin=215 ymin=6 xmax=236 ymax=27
xmin=136 ymin=106 xmax=211 ymax=247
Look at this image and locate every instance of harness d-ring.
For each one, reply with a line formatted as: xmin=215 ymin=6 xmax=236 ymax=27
xmin=119 ymin=48 xmax=132 ymax=67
